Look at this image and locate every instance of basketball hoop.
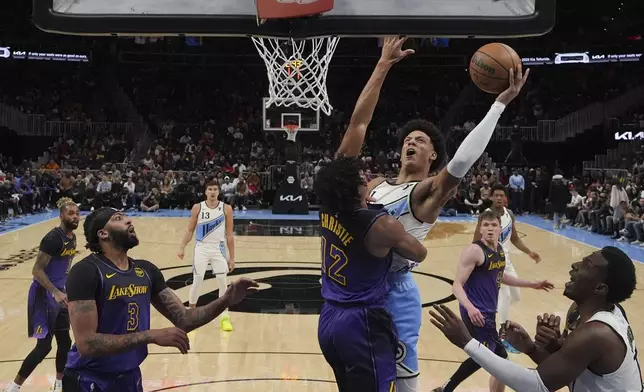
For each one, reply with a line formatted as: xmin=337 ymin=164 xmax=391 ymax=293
xmin=252 ymin=35 xmax=340 ymax=116
xmin=284 ymin=124 xmax=299 ymax=142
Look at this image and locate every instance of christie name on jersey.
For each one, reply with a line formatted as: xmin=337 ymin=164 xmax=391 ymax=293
xmin=320 ymin=213 xmax=354 ymax=246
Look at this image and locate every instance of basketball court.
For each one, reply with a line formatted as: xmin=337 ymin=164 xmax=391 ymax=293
xmin=1 ymin=212 xmax=643 ymax=391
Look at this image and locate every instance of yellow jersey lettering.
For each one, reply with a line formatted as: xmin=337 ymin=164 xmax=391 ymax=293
xmin=108 ymin=284 xmax=149 ymax=300
xmin=488 ymin=260 xmax=506 ymax=270
xmin=60 ymin=248 xmax=77 ymax=257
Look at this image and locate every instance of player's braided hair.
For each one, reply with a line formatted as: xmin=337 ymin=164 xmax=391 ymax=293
xmin=600 ymin=246 xmax=637 ymax=304
xmin=56 ymin=197 xmax=76 ymax=213
xmin=397 ymin=119 xmax=446 ymax=172
xmin=314 ymin=156 xmax=363 ymax=214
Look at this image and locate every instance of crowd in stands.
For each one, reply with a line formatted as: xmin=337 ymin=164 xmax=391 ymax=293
xmin=2 ymin=37 xmax=644 ymax=246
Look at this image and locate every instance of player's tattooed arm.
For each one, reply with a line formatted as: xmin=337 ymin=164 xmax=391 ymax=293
xmin=335 ymin=36 xmax=414 ymax=158
xmin=69 ymin=300 xmax=153 ymax=357
xmin=152 ymin=288 xmax=231 ymax=333
xmin=32 ymin=251 xmax=59 ymax=295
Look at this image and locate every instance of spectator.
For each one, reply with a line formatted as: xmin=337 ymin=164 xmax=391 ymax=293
xmin=232 ymin=177 xmax=250 ymax=211
xmin=508 ymin=168 xmax=525 ymax=214
xmin=548 ymin=172 xmax=569 ymax=229
xmin=565 ymin=188 xmax=584 ymax=223
xmin=140 ymin=188 xmax=160 ymax=212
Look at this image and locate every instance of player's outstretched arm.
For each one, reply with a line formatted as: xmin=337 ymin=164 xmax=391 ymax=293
xmin=508 ymin=210 xmax=541 ymax=262
xmin=365 ymin=214 xmax=427 ymax=262
xmin=502 ymin=273 xmax=553 ymax=291
xmin=177 ymin=203 xmax=199 ymax=260
xmin=335 ymin=36 xmax=414 ymax=158
xmin=152 ymin=278 xmax=259 ymax=333
xmin=411 ymin=68 xmax=530 ymax=224
xmin=429 ymin=304 xmax=605 ymax=392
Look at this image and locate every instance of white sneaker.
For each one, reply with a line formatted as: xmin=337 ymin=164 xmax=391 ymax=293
xmin=617 ymin=236 xmax=628 ymax=242
xmin=631 ymin=241 xmax=641 ymax=245
xmin=242 ymin=206 xmax=247 ymax=211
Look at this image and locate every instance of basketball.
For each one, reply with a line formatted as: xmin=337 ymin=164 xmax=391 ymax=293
xmin=469 ymin=43 xmax=522 ymax=94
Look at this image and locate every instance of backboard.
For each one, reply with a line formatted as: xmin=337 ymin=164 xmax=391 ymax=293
xmin=263 ymin=98 xmax=320 ymax=132
xmin=36 ymin=0 xmax=556 ymax=38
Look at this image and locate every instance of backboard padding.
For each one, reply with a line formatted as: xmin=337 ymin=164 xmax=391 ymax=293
xmin=34 ymin=0 xmax=556 ymax=38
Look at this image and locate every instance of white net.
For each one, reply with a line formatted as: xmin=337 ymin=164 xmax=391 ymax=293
xmin=252 ymin=36 xmax=340 ymax=116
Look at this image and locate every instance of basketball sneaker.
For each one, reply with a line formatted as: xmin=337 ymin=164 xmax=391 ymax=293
xmin=221 ymin=316 xmax=233 ymax=332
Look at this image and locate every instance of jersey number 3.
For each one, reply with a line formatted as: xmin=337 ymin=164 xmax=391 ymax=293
xmin=321 ymin=237 xmax=349 ymax=286
xmin=127 ymin=303 xmax=140 ymax=332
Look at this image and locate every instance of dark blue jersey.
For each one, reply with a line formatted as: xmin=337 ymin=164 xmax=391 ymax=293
xmin=319 ymin=206 xmax=392 ymax=307
xmin=65 ymin=254 xmax=167 ymax=373
xmin=461 ymin=240 xmax=506 ymax=314
xmin=38 ymin=227 xmax=77 ymax=290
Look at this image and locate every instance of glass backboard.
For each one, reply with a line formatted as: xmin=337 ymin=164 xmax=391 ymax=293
xmin=37 ymin=0 xmax=556 ymax=38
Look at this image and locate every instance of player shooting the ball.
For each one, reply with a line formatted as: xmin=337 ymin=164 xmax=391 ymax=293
xmin=335 ymin=35 xmax=530 ymax=392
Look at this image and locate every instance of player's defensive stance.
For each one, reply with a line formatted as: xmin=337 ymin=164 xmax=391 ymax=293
xmin=315 ymin=157 xmax=428 ymax=392
xmin=62 ymin=208 xmax=257 ymax=392
xmin=5 ymin=198 xmax=79 ymax=392
xmin=433 ymin=210 xmax=552 ymax=392
xmin=477 ymin=184 xmax=541 ymax=349
xmin=430 ymin=246 xmax=642 ymax=392
xmin=335 ymin=36 xmax=530 ymax=392
xmin=178 ymin=180 xmax=235 ymax=331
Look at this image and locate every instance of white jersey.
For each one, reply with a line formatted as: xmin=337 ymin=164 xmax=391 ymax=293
xmin=571 ymin=305 xmax=643 ymax=392
xmin=195 ymin=201 xmax=226 ymax=249
xmin=487 ymin=207 xmax=513 ymax=250
xmin=369 ymin=180 xmax=434 ymax=272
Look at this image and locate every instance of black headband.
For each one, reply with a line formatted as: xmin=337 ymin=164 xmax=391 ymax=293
xmin=84 ymin=207 xmax=118 ymax=246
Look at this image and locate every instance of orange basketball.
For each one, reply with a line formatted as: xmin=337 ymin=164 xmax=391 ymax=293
xmin=469 ymin=43 xmax=522 ymax=94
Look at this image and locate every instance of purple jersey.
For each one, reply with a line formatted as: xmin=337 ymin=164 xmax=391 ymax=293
xmin=38 ymin=227 xmax=77 ymax=290
xmin=319 ymin=206 xmax=392 ymax=306
xmin=461 ymin=240 xmax=506 ymax=314
xmin=66 ymin=255 xmax=166 ymax=373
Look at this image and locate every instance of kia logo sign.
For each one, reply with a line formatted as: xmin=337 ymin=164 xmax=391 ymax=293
xmin=0 ymin=47 xmax=10 ymax=59
xmin=615 ymin=131 xmax=644 ymax=141
xmin=279 ymin=195 xmax=303 ymax=202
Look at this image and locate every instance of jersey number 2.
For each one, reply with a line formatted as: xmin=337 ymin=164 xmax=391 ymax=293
xmin=321 ymin=237 xmax=349 ymax=286
xmin=127 ymin=303 xmax=140 ymax=332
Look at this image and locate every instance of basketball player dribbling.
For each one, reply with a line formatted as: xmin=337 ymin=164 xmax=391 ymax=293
xmin=62 ymin=208 xmax=257 ymax=391
xmin=432 ymin=210 xmax=552 ymax=392
xmin=430 ymin=246 xmax=642 ymax=392
xmin=335 ymin=35 xmax=530 ymax=392
xmin=315 ymin=156 xmax=428 ymax=392
xmin=476 ymin=184 xmax=541 ymax=351
xmin=5 ymin=198 xmax=79 ymax=392
xmin=178 ymin=181 xmax=235 ymax=331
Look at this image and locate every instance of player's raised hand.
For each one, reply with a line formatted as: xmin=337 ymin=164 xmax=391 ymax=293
xmin=496 ymin=66 xmax=530 ymax=106
xmin=500 ymin=321 xmax=534 ymax=353
xmin=379 ymin=36 xmax=415 ymax=66
xmin=530 ymin=280 xmax=554 ymax=291
xmin=149 ymin=327 xmax=191 ymax=354
xmin=223 ymin=278 xmax=260 ymax=305
xmin=429 ymin=305 xmax=473 ymax=349
xmin=535 ymin=313 xmax=563 ymax=353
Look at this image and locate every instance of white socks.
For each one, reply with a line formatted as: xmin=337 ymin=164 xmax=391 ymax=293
xmin=7 ymin=382 xmax=21 ymax=392
xmin=217 ymin=273 xmax=229 ymax=317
